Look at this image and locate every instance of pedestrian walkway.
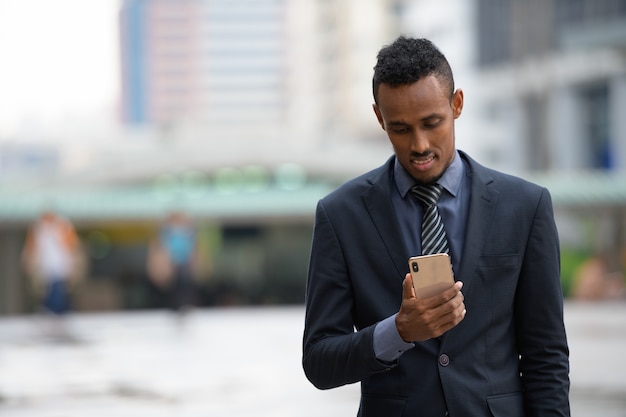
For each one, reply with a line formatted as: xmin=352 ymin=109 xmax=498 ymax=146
xmin=564 ymin=301 xmax=626 ymax=416
xmin=0 ymin=302 xmax=623 ymax=416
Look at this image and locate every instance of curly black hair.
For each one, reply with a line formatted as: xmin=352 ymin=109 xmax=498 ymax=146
xmin=372 ymin=36 xmax=455 ymax=104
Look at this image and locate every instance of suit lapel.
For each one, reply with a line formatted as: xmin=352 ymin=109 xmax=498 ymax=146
xmin=439 ymin=154 xmax=499 ymax=348
xmin=457 ymin=154 xmax=499 ymax=290
xmin=361 ymin=159 xmax=408 ymax=279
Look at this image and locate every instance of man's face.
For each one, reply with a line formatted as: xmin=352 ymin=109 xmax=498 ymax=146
xmin=373 ymin=75 xmax=463 ymax=185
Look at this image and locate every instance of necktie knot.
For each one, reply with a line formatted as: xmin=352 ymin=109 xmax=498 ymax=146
xmin=411 ymin=184 xmax=443 ymax=208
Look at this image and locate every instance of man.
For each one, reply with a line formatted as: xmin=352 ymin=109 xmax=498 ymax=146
xmin=302 ymin=36 xmax=570 ymax=416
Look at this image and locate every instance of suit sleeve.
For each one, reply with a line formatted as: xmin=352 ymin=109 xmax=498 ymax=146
xmin=302 ymin=200 xmax=393 ymax=390
xmin=515 ymin=188 xmax=570 ymax=416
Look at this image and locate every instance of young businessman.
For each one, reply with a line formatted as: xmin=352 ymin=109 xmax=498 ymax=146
xmin=302 ymin=36 xmax=570 ymax=417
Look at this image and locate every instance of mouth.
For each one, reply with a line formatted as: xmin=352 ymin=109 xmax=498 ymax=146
xmin=411 ymin=154 xmax=436 ymax=171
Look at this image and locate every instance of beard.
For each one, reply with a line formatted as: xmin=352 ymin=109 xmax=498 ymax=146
xmin=412 ymin=172 xmax=445 ymax=187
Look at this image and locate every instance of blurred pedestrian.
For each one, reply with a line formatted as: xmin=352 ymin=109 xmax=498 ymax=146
xmin=147 ymin=211 xmax=199 ymax=313
xmin=21 ymin=210 xmax=84 ymax=317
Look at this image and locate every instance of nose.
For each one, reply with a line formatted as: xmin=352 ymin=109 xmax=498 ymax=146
xmin=409 ymin=131 xmax=430 ymax=154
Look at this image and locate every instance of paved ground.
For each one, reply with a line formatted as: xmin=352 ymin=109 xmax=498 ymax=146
xmin=0 ymin=301 xmax=624 ymax=416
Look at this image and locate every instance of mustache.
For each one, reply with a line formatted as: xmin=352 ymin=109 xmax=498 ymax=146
xmin=410 ymin=151 xmax=435 ymax=158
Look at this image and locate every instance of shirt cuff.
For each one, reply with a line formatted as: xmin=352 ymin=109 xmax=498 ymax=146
xmin=373 ymin=313 xmax=415 ymax=362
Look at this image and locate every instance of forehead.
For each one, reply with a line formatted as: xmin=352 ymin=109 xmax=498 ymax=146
xmin=376 ymin=75 xmax=450 ymax=119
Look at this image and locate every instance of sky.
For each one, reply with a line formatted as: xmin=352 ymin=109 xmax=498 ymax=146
xmin=0 ymin=0 xmax=119 ymax=138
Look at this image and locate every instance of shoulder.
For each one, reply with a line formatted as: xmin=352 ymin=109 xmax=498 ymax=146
xmin=461 ymin=151 xmax=548 ymax=197
xmin=320 ymin=156 xmax=394 ymax=207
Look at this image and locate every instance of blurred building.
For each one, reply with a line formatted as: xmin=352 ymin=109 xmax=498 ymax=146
xmin=118 ymin=0 xmax=400 ymax=145
xmin=120 ymin=0 xmax=286 ymax=133
xmin=474 ymin=0 xmax=626 ymax=173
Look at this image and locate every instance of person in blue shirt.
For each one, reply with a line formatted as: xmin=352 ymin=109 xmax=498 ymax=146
xmin=148 ymin=211 xmax=198 ymax=311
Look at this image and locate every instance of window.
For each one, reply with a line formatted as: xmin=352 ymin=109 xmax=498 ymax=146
xmin=477 ymin=0 xmax=512 ymax=66
xmin=523 ymin=95 xmax=550 ymax=171
xmin=580 ymin=83 xmax=612 ymax=170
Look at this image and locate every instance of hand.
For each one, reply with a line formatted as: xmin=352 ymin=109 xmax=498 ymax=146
xmin=395 ymin=273 xmax=466 ymax=342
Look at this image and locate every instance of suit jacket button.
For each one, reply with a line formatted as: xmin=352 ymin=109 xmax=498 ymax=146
xmin=439 ymin=354 xmax=450 ymax=367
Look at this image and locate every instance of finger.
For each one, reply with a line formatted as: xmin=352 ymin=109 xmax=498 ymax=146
xmin=442 ymin=280 xmax=464 ymax=300
xmin=446 ymin=303 xmax=467 ymax=328
xmin=444 ymin=293 xmax=467 ymax=320
xmin=402 ymin=273 xmax=416 ymax=299
xmin=422 ymin=288 xmax=462 ymax=325
xmin=425 ymin=281 xmax=460 ymax=308
xmin=433 ymin=300 xmax=467 ymax=335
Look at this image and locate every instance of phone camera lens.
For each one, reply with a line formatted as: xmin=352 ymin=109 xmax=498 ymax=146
xmin=411 ymin=262 xmax=419 ymax=272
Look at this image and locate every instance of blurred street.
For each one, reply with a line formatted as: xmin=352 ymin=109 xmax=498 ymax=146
xmin=0 ymin=301 xmax=624 ymax=417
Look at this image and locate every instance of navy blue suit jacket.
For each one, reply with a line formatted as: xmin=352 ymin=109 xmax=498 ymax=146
xmin=302 ymin=151 xmax=570 ymax=417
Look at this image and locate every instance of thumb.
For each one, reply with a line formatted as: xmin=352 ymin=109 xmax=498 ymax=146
xmin=402 ymin=273 xmax=416 ymax=300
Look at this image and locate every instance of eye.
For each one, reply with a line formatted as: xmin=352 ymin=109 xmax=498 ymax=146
xmin=389 ymin=125 xmax=410 ymax=134
xmin=423 ymin=119 xmax=442 ymax=129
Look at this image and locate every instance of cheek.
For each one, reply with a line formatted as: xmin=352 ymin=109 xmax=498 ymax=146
xmin=389 ymin=136 xmax=410 ymax=153
xmin=434 ymin=125 xmax=455 ymax=148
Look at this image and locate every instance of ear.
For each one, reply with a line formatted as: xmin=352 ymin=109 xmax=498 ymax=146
xmin=372 ymin=103 xmax=385 ymax=130
xmin=452 ymin=89 xmax=464 ymax=119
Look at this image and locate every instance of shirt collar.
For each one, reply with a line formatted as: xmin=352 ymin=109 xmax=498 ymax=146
xmin=394 ymin=150 xmax=463 ymax=198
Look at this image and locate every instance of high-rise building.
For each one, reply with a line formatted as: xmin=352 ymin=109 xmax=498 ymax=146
xmin=475 ymin=0 xmax=626 ymax=172
xmin=118 ymin=0 xmax=398 ymax=144
xmin=120 ymin=0 xmax=286 ymax=134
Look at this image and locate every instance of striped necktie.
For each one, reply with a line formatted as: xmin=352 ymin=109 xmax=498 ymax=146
xmin=411 ymin=184 xmax=449 ymax=255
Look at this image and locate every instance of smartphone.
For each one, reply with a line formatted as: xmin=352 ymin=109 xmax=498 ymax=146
xmin=408 ymin=253 xmax=455 ymax=298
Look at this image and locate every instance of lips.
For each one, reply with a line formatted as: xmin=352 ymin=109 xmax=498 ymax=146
xmin=411 ymin=154 xmax=436 ymax=171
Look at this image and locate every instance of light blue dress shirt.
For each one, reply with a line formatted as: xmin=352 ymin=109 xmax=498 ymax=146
xmin=373 ymin=150 xmax=470 ymax=362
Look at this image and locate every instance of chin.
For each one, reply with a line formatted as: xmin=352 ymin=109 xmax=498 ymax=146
xmin=411 ymin=167 xmax=444 ymax=186
xmin=411 ymin=174 xmax=441 ymax=186
xmin=415 ymin=178 xmax=440 ymax=187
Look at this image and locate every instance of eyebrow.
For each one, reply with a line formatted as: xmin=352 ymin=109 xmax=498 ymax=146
xmin=387 ymin=121 xmax=410 ymax=127
xmin=420 ymin=113 xmax=443 ymax=122
xmin=387 ymin=113 xmax=443 ymax=126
